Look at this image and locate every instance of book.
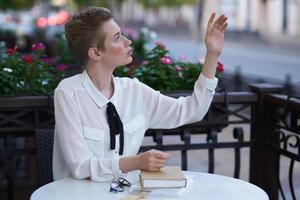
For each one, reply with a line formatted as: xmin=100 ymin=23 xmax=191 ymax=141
xmin=139 ymin=166 xmax=187 ymax=189
xmin=129 ymin=183 xmax=186 ymax=197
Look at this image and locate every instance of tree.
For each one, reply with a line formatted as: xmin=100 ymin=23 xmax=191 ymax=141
xmin=72 ymin=0 xmax=108 ymax=9
xmin=0 ymin=0 xmax=35 ymax=10
xmin=139 ymin=0 xmax=197 ymax=8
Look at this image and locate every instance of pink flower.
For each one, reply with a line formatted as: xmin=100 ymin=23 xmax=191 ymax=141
xmin=122 ymin=28 xmax=137 ymax=39
xmin=217 ymin=61 xmax=224 ymax=73
xmin=142 ymin=60 xmax=149 ymax=65
xmin=155 ymin=41 xmax=166 ymax=50
xmin=31 ymin=42 xmax=46 ymax=51
xmin=176 ymin=66 xmax=184 ymax=72
xmin=21 ymin=55 xmax=33 ymax=63
xmin=56 ymin=64 xmax=67 ymax=71
xmin=7 ymin=48 xmax=16 ymax=55
xmin=7 ymin=46 xmax=17 ymax=55
xmin=160 ymin=57 xmax=172 ymax=65
xmin=41 ymin=58 xmax=50 ymax=64
xmin=179 ymin=55 xmax=186 ymax=61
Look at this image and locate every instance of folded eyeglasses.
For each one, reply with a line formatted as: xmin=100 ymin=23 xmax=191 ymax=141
xmin=110 ymin=177 xmax=131 ymax=193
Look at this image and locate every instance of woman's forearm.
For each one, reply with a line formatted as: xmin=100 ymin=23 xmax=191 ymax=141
xmin=119 ymin=149 xmax=169 ymax=173
xmin=201 ymin=52 xmax=219 ymax=79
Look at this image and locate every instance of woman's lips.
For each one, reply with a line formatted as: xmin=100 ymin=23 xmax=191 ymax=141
xmin=127 ymin=49 xmax=132 ymax=55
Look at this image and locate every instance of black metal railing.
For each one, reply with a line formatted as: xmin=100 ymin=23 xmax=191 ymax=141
xmin=264 ymin=94 xmax=300 ymax=200
xmin=140 ymin=90 xmax=256 ymax=177
xmin=0 ymin=83 xmax=299 ymax=200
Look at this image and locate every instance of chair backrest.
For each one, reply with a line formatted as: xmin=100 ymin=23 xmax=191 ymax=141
xmin=35 ymin=129 xmax=54 ymax=186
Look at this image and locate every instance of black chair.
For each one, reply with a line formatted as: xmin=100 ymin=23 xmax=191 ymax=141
xmin=35 ymin=129 xmax=54 ymax=186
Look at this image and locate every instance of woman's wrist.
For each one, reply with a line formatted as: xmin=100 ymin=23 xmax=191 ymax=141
xmin=206 ymin=51 xmax=220 ymax=59
xmin=133 ymin=154 xmax=141 ymax=170
xmin=119 ymin=155 xmax=141 ymax=173
xmin=202 ymin=51 xmax=219 ymax=79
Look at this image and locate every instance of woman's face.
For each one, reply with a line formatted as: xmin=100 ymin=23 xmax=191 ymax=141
xmin=98 ymin=19 xmax=132 ymax=68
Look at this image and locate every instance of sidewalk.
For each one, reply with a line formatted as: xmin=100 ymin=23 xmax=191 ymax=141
xmin=155 ymin=29 xmax=300 ymax=55
xmin=154 ymin=30 xmax=300 ymax=84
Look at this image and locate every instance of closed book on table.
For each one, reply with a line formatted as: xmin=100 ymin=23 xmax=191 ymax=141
xmin=140 ymin=166 xmax=187 ymax=189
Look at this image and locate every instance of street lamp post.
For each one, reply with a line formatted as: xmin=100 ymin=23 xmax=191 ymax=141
xmin=246 ymin=0 xmax=252 ymax=33
xmin=282 ymin=0 xmax=288 ymax=33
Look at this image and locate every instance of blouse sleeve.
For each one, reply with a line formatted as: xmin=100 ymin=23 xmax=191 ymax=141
xmin=139 ymin=73 xmax=218 ymax=129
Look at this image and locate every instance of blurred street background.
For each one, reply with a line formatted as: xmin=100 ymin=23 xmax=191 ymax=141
xmin=0 ymin=0 xmax=299 ymax=199
xmin=1 ymin=0 xmax=299 ymax=84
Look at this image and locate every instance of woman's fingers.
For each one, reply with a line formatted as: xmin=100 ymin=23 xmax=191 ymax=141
xmin=141 ymin=149 xmax=169 ymax=172
xmin=214 ymin=15 xmax=227 ymax=30
xmin=155 ymin=153 xmax=169 ymax=160
xmin=152 ymin=163 xmax=165 ymax=168
xmin=207 ymin=12 xmax=216 ymax=35
xmin=207 ymin=12 xmax=216 ymax=27
xmin=208 ymin=13 xmax=228 ymax=32
xmin=213 ymin=15 xmax=222 ymax=29
xmin=150 ymin=163 xmax=165 ymax=171
xmin=221 ymin=23 xmax=228 ymax=33
xmin=154 ymin=158 xmax=167 ymax=165
xmin=151 ymin=149 xmax=170 ymax=159
xmin=220 ymin=16 xmax=228 ymax=27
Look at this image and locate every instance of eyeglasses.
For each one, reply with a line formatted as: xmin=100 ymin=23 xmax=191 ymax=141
xmin=110 ymin=177 xmax=131 ymax=193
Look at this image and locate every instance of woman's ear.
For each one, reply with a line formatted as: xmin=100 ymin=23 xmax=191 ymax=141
xmin=88 ymin=47 xmax=102 ymax=62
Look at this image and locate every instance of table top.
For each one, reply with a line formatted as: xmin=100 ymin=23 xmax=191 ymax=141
xmin=31 ymin=171 xmax=269 ymax=200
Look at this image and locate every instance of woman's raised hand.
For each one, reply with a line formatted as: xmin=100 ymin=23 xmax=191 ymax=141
xmin=204 ymin=13 xmax=228 ymax=56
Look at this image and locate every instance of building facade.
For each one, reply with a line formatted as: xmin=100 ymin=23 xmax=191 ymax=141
xmin=202 ymin=0 xmax=300 ymax=41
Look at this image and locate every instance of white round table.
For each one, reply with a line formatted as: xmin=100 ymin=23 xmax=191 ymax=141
xmin=31 ymin=171 xmax=269 ymax=200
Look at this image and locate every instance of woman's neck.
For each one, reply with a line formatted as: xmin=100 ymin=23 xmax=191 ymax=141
xmin=85 ymin=63 xmax=115 ymax=100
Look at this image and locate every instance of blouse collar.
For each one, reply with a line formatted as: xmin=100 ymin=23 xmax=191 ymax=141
xmin=81 ymin=70 xmax=118 ymax=108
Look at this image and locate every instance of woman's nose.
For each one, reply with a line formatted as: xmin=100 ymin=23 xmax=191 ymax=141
xmin=123 ymin=36 xmax=132 ymax=46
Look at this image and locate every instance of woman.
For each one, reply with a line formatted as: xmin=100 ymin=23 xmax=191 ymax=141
xmin=53 ymin=7 xmax=228 ymax=182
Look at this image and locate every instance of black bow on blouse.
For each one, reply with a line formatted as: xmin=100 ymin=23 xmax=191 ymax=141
xmin=106 ymin=102 xmax=124 ymax=155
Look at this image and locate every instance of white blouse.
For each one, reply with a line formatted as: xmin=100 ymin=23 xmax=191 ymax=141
xmin=53 ymin=70 xmax=218 ymax=182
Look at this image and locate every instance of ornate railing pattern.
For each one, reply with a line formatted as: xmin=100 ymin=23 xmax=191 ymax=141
xmin=0 ymin=96 xmax=55 ymax=200
xmin=264 ymin=94 xmax=300 ymax=200
xmin=141 ymin=91 xmax=256 ymax=178
xmin=0 ymin=84 xmax=299 ymax=200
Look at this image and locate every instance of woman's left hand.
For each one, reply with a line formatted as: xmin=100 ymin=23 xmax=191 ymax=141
xmin=204 ymin=13 xmax=228 ymax=56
